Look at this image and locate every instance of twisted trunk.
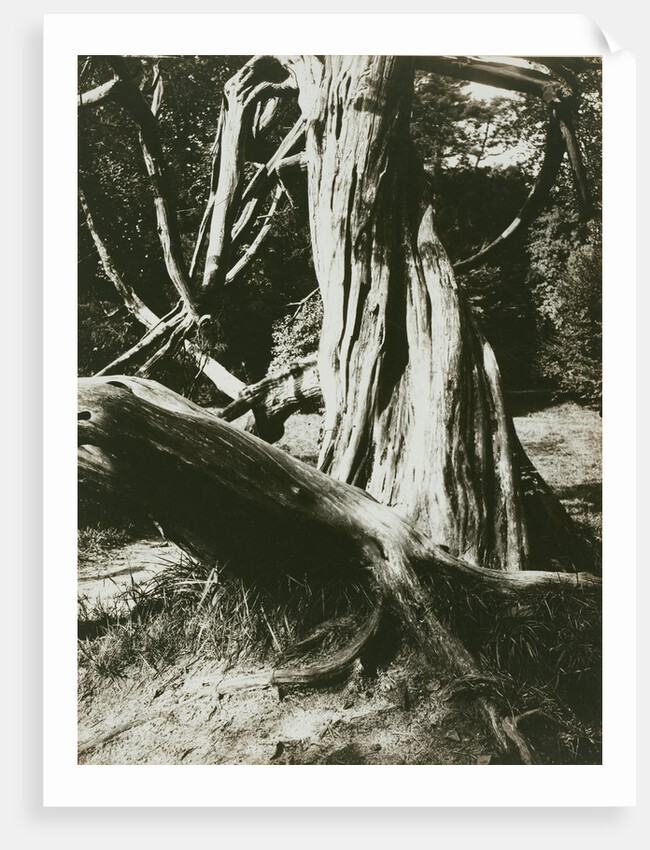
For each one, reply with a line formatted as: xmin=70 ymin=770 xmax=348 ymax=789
xmin=299 ymin=57 xmax=528 ymax=570
xmin=78 ymin=376 xmax=600 ymax=761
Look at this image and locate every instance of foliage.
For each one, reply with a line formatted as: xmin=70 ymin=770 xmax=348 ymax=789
xmin=527 ymin=212 xmax=602 ymax=408
xmin=78 ymin=56 xmax=602 ymax=402
xmin=270 ymin=292 xmax=323 ymax=370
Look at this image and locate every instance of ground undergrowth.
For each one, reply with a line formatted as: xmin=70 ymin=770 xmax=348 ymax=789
xmin=78 ymin=401 xmax=602 ymax=765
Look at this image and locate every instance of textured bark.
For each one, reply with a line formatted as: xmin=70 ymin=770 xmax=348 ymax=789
xmin=219 ymin=355 xmax=321 ymax=435
xmin=78 ymin=377 xmax=600 ymax=759
xmin=78 ymin=377 xmax=600 ymax=595
xmin=199 ymin=58 xmax=298 ymax=311
xmin=298 ymin=57 xmax=531 ymax=571
xmin=80 ymin=54 xmax=594 ymax=575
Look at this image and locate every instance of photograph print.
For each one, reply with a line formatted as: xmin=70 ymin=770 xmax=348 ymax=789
xmin=77 ymin=54 xmax=602 ymax=766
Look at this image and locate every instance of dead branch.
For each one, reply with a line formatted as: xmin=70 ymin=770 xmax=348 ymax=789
xmin=95 ymin=308 xmax=184 ymax=376
xmin=80 ymin=187 xmax=244 ymax=400
xmin=226 ymin=184 xmax=286 ymax=284
xmin=78 ymin=187 xmax=158 ymax=329
xmin=107 ymin=56 xmax=199 ymax=319
xmin=199 ymin=58 xmax=300 ymax=310
xmin=78 ymin=76 xmax=119 ymax=107
xmin=416 ymin=55 xmax=558 ymax=98
xmin=453 ymin=112 xmax=565 ymax=274
xmin=219 ymin=354 xmax=320 ymax=435
xmin=77 ymin=377 xmax=599 ymax=759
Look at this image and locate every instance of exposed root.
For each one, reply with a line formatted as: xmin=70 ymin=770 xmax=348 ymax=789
xmin=500 ymin=713 xmax=534 ymax=765
xmin=271 ymin=606 xmax=382 ymax=686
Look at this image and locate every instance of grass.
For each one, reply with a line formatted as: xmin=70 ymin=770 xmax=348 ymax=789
xmin=78 ymin=401 xmax=602 ymax=762
xmin=513 ymin=401 xmax=602 ymax=540
xmin=78 ymin=553 xmax=374 ymax=695
xmin=78 ymin=524 xmax=136 ymax=562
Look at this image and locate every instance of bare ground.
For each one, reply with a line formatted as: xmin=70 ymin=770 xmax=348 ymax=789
xmin=78 ymin=401 xmax=601 ymax=766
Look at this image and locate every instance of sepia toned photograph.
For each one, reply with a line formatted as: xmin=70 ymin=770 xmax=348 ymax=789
xmin=76 ymin=53 xmax=602 ymax=767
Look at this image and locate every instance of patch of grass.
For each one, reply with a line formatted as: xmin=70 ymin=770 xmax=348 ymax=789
xmin=78 ymin=553 xmax=373 ymax=696
xmin=78 ymin=525 xmax=136 ymax=561
xmin=419 ymin=565 xmax=602 ymax=763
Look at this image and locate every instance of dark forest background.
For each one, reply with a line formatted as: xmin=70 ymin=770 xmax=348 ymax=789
xmin=78 ymin=56 xmax=602 ymax=411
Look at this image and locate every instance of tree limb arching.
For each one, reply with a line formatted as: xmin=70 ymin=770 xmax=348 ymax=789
xmin=416 ymin=55 xmax=561 ymax=99
xmin=417 ymin=55 xmax=596 ymax=272
xmin=453 ymin=111 xmax=566 ymax=274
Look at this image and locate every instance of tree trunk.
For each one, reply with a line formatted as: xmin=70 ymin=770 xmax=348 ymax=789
xmin=297 ymin=57 xmax=529 ymax=571
xmin=78 ymin=376 xmax=599 ymax=760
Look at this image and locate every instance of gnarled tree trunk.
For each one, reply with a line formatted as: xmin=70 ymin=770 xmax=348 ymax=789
xmin=77 ymin=55 xmax=600 ymax=761
xmin=295 ymin=57 xmax=528 ymax=571
xmin=78 ymin=376 xmax=600 ymax=761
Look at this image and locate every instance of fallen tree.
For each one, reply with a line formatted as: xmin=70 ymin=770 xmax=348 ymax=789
xmin=78 ymin=375 xmax=600 ymax=763
xmin=78 ymin=55 xmax=601 ymax=763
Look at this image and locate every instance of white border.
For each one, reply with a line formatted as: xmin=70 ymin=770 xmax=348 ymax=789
xmin=44 ymin=14 xmax=635 ymax=807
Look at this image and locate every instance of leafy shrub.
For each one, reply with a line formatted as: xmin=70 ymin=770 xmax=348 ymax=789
xmin=528 ymin=213 xmax=601 ymax=409
xmin=270 ymin=291 xmax=323 ymax=370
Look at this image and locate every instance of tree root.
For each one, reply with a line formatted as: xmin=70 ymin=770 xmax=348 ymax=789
xmin=78 ymin=377 xmax=599 ymax=763
xmin=271 ymin=606 xmax=382 ymax=686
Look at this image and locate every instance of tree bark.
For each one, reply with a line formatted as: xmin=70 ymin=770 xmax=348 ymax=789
xmin=78 ymin=376 xmax=600 ymax=760
xmin=293 ymin=56 xmax=531 ymax=571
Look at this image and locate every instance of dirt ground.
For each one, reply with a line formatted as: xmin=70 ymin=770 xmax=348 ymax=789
xmin=78 ymin=401 xmax=601 ymax=766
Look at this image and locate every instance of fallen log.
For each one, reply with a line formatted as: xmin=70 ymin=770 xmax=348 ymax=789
xmin=78 ymin=377 xmax=600 ymax=761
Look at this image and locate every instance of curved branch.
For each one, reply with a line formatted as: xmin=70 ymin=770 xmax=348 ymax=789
xmin=453 ymin=111 xmax=566 ymax=274
xmin=416 ymin=55 xmax=559 ymax=98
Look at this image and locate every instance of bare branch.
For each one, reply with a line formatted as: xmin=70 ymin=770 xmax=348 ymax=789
xmin=78 ymin=187 xmax=158 ymax=329
xmin=226 ymin=184 xmax=285 ymax=285
xmin=416 ymin=55 xmax=559 ymax=98
xmin=78 ymin=76 xmax=119 ymax=108
xmin=107 ymin=56 xmax=200 ymax=320
xmin=150 ymin=62 xmax=164 ymax=117
xmin=287 ymin=287 xmax=319 ymax=321
xmin=80 ymin=186 xmax=244 ymax=400
xmin=453 ymin=112 xmax=566 ymax=274
xmin=219 ymin=354 xmax=320 ymax=426
xmin=199 ymin=58 xmax=300 ymax=310
xmin=230 ymin=120 xmax=306 ymax=246
xmin=95 ymin=307 xmax=184 ymax=376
